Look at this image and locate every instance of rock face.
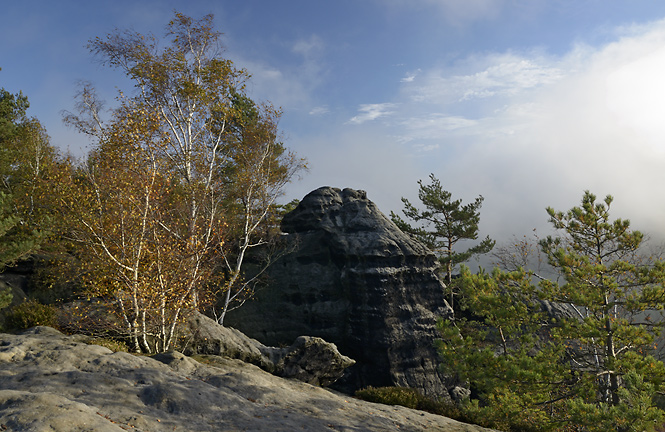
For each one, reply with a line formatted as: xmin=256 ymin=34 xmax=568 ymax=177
xmin=225 ymin=187 xmax=455 ymax=398
xmin=0 ymin=327 xmax=496 ymax=431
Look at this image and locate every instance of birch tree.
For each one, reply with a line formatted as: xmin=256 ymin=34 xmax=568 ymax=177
xmin=63 ymin=11 xmax=304 ymax=338
xmin=61 ymin=102 xmax=199 ymax=351
xmin=85 ymin=13 xmax=245 ymax=310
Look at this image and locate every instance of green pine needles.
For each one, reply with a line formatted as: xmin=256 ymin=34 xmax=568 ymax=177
xmin=391 ymin=173 xmax=495 ymax=311
xmin=439 ymin=191 xmax=665 ymax=432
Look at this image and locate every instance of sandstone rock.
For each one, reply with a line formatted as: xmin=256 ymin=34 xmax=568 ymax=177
xmin=180 ymin=311 xmax=274 ymax=370
xmin=0 ymin=390 xmax=128 ymax=432
xmin=274 ymin=335 xmax=355 ymax=386
xmin=539 ymin=298 xmax=578 ymax=320
xmin=0 ymin=327 xmax=496 ymax=431
xmin=179 ymin=311 xmax=354 ymax=385
xmin=224 ymin=186 xmax=455 ymax=398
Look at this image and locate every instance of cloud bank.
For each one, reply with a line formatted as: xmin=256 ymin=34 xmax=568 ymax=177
xmin=285 ymin=18 xmax=665 ymax=246
xmin=388 ymin=19 xmax=665 ymax=242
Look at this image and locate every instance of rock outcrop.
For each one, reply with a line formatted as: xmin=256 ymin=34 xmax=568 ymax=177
xmin=225 ymin=187 xmax=455 ymax=398
xmin=0 ymin=327 xmax=496 ymax=431
xmin=180 ymin=311 xmax=355 ymax=386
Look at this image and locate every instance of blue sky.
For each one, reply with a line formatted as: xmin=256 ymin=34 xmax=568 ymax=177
xmin=4 ymin=1 xmax=665 ymax=249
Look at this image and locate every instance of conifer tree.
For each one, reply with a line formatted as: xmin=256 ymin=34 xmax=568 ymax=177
xmin=438 ymin=191 xmax=665 ymax=431
xmin=0 ymin=81 xmax=57 ymax=309
xmin=539 ymin=191 xmax=665 ymax=426
xmin=391 ymin=173 xmax=494 ymax=310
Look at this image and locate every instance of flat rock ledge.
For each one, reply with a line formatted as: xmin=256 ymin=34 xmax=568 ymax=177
xmin=0 ymin=327 xmax=495 ymax=432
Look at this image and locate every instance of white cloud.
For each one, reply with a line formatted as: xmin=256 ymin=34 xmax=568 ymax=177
xmin=429 ymin=0 xmax=504 ymax=25
xmin=401 ymin=69 xmax=421 ymax=83
xmin=244 ymin=13 xmax=665 ymax=247
xmin=292 ymin=35 xmax=324 ymax=57
xmin=408 ymin=53 xmax=564 ymax=104
xmin=228 ymin=34 xmax=327 ymax=113
xmin=347 ymin=103 xmax=399 ymax=124
xmin=606 ymin=46 xmax=665 ymax=152
xmin=413 ymin=143 xmax=441 ymax=152
xmin=283 ymin=128 xmax=422 ymax=218
xmin=397 ymin=114 xmax=479 ymax=143
xmin=240 ymin=61 xmax=309 ymax=107
xmin=357 ymin=19 xmax=665 ymax=243
xmin=309 ymin=105 xmax=330 ymax=116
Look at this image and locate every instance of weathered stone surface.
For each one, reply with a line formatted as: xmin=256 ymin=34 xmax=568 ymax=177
xmin=0 ymin=327 xmax=496 ymax=431
xmin=225 ymin=186 xmax=455 ymax=398
xmin=274 ymin=335 xmax=355 ymax=386
xmin=179 ymin=311 xmax=354 ymax=385
xmin=180 ymin=311 xmax=275 ymax=370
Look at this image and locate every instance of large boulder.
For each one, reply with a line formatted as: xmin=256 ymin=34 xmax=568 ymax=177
xmin=179 ymin=311 xmax=355 ymax=386
xmin=274 ymin=335 xmax=355 ymax=386
xmin=225 ymin=187 xmax=455 ymax=398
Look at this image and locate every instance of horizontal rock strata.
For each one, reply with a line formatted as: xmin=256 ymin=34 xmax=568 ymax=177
xmin=225 ymin=187 xmax=455 ymax=398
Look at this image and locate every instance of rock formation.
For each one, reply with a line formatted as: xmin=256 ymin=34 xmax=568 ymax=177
xmin=179 ymin=311 xmax=355 ymax=386
xmin=225 ymin=187 xmax=456 ymax=398
xmin=0 ymin=327 xmax=496 ymax=431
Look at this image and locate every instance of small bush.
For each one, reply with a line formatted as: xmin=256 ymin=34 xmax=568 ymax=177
xmin=356 ymin=386 xmax=421 ymax=408
xmin=354 ymin=386 xmax=463 ymax=420
xmin=0 ymin=285 xmax=12 ymax=310
xmin=4 ymin=298 xmax=58 ymax=330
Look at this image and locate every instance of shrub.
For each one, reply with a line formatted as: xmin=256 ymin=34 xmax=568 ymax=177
xmin=0 ymin=285 xmax=12 ymax=310
xmin=356 ymin=386 xmax=421 ymax=408
xmin=4 ymin=298 xmax=57 ymax=330
xmin=354 ymin=386 xmax=463 ymax=420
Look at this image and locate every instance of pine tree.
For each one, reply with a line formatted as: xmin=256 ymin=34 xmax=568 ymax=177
xmin=539 ymin=191 xmax=665 ymax=429
xmin=391 ymin=173 xmax=494 ymax=311
xmin=438 ymin=266 xmax=567 ymax=431
xmin=0 ymin=81 xmax=55 ymax=309
xmin=0 ymin=191 xmax=43 ymax=310
xmin=438 ymin=191 xmax=665 ymax=431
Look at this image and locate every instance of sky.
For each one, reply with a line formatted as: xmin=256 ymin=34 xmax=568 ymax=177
xmin=4 ymin=0 xmax=665 ymax=252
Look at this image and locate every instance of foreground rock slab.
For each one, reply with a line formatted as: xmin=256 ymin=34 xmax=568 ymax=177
xmin=0 ymin=327 xmax=495 ymax=431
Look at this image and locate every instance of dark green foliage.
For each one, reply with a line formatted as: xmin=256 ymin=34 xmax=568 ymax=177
xmin=0 ymin=192 xmax=42 ymax=271
xmin=0 ymin=284 xmax=11 ymax=310
xmin=355 ymin=386 xmax=422 ymax=408
xmin=0 ymin=84 xmax=29 ymax=146
xmin=391 ymin=173 xmax=494 ymax=310
xmin=354 ymin=386 xmax=463 ymax=420
xmin=4 ymin=298 xmax=57 ymax=330
xmin=0 ymin=85 xmax=56 ymax=312
xmin=438 ymin=266 xmax=568 ymax=431
xmin=0 ymin=80 xmax=64 ymax=275
xmin=277 ymin=198 xmax=300 ymax=217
